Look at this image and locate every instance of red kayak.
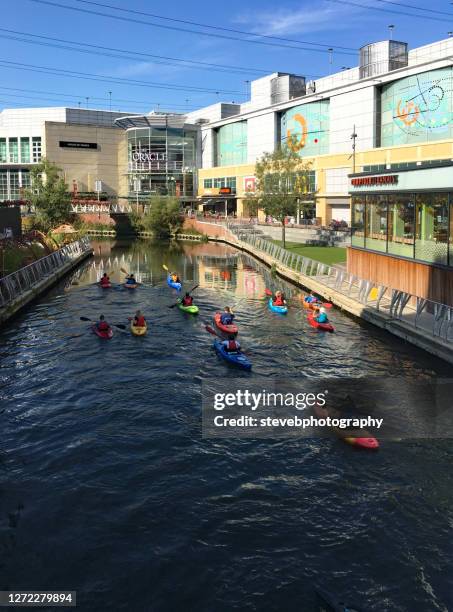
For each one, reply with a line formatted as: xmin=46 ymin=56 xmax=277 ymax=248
xmin=307 ymin=312 xmax=334 ymax=333
xmin=344 ymin=436 xmax=379 ymax=450
xmin=214 ymin=312 xmax=238 ymax=335
xmin=92 ymin=324 xmax=113 ymax=339
xmin=100 ymin=282 xmax=112 ymax=289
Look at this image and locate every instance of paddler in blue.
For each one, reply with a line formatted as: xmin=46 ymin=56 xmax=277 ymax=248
xmin=220 ymin=306 xmax=234 ymax=325
xmin=125 ymin=273 xmax=137 ymax=285
xmin=304 ymin=291 xmax=319 ymax=304
xmin=314 ymin=306 xmax=329 ymax=324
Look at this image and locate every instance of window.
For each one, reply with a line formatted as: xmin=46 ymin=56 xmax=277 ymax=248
xmin=8 ymin=138 xmax=18 ymax=163
xmin=204 ymin=178 xmax=213 ymax=189
xmin=415 ymin=193 xmax=448 ymax=265
xmin=32 ymin=137 xmax=42 ymax=162
xmin=226 ymin=177 xmax=236 ymax=190
xmin=216 ymin=121 xmax=247 ymax=166
xmin=387 ymin=195 xmax=415 ymax=258
xmin=0 ymin=139 xmax=6 ymax=163
xmin=351 ymin=197 xmax=365 ymax=248
xmin=214 ymin=177 xmax=226 ymax=188
xmin=365 ymin=195 xmax=388 ymax=253
xmin=0 ymin=171 xmax=7 ymax=200
xmin=9 ymin=170 xmax=20 ymax=199
xmin=21 ymin=170 xmax=31 ymax=189
xmin=20 ymin=137 xmax=30 ymax=163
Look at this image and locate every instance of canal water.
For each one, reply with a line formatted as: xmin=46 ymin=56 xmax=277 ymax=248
xmin=1 ymin=239 xmax=452 ymax=611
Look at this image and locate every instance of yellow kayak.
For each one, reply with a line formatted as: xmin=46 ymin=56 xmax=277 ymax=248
xmin=130 ymin=322 xmax=147 ymax=336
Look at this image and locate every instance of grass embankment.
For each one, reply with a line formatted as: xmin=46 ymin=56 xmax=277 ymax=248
xmin=0 ymin=241 xmax=48 ymax=275
xmin=271 ymin=241 xmax=347 ymax=265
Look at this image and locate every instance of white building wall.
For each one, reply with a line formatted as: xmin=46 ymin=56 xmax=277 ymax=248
xmin=0 ymin=107 xmax=67 ymax=139
xmin=200 ymin=127 xmax=214 ymax=169
xmin=329 ymin=86 xmax=376 ymax=153
xmin=247 ymin=112 xmax=276 ymax=163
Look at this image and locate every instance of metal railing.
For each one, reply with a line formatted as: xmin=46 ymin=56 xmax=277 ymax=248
xmin=0 ymin=236 xmax=92 ymax=308
xmin=233 ymin=230 xmax=453 ymax=344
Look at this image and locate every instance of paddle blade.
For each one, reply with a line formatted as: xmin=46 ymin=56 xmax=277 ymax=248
xmin=115 ymin=324 xmax=126 ymax=330
xmin=205 ymin=324 xmax=217 ymax=336
xmin=322 ymin=303 xmax=333 ymax=308
xmin=265 ymin=288 xmax=273 ymax=296
xmin=168 ymin=303 xmax=178 ymax=309
xmin=162 ymin=264 xmax=169 ymax=271
xmin=80 ymin=316 xmax=91 ymax=321
xmin=120 ymin=267 xmax=128 ymax=274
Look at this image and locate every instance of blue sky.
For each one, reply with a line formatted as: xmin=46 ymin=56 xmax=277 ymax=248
xmin=0 ymin=0 xmax=451 ymax=114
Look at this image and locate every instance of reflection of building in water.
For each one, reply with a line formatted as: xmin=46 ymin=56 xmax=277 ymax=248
xmin=193 ymin=250 xmax=266 ymax=297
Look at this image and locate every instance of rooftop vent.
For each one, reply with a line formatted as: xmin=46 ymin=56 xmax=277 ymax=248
xmin=359 ymin=40 xmax=408 ymax=79
xmin=271 ymin=74 xmax=306 ymax=105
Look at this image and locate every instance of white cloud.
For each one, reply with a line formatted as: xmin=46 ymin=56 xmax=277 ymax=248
xmin=234 ymin=1 xmax=361 ymax=36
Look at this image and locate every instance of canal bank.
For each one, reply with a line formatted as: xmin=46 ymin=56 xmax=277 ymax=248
xmin=191 ymin=221 xmax=453 ymax=366
xmin=0 ymin=236 xmax=93 ymax=326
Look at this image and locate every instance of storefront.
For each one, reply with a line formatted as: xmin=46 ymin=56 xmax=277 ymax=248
xmin=115 ymin=113 xmax=199 ymax=202
xmin=350 ymin=166 xmax=453 ymax=266
xmin=348 ymin=164 xmax=453 ymax=303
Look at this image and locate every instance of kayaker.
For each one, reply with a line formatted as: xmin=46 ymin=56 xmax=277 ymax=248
xmin=220 ymin=306 xmax=234 ymax=325
xmin=222 ymin=334 xmax=241 ymax=353
xmin=97 ymin=314 xmax=110 ymax=332
xmin=132 ymin=310 xmax=146 ymax=327
xmin=304 ymin=291 xmax=318 ymax=304
xmin=100 ymin=272 xmax=110 ymax=286
xmin=171 ymin=272 xmax=181 ymax=284
xmin=181 ymin=292 xmax=193 ymax=307
xmin=273 ymin=291 xmax=286 ymax=306
xmin=125 ymin=274 xmax=137 ymax=285
xmin=314 ymin=306 xmax=329 ymax=324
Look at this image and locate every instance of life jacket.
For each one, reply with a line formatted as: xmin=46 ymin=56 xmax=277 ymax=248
xmin=182 ymin=296 xmax=193 ymax=306
xmin=126 ymin=278 xmax=136 ymax=285
xmin=135 ymin=315 xmax=146 ymax=327
xmin=98 ymin=321 xmax=109 ymax=331
xmin=100 ymin=277 xmax=109 ymax=285
xmin=226 ymin=340 xmax=239 ymax=352
xmin=273 ymin=297 xmax=284 ymax=306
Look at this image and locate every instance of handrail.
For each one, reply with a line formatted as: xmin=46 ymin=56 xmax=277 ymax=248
xmin=233 ymin=230 xmax=453 ymax=344
xmin=0 ymin=236 xmax=92 ymax=308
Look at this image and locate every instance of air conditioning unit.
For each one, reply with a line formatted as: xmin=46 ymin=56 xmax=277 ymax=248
xmin=306 ymin=80 xmax=316 ymax=94
xmin=195 ymin=118 xmax=210 ymax=125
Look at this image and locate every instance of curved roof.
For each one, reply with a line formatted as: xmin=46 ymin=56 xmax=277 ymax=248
xmin=115 ymin=112 xmax=190 ymax=130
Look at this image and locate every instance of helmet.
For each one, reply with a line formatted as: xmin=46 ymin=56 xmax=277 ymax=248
xmin=319 ymin=307 xmax=326 ymax=314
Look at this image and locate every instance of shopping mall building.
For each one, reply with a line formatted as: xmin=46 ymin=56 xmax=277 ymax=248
xmin=0 ymin=107 xmax=200 ymax=204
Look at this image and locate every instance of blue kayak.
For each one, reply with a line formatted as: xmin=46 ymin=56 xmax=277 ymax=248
xmin=213 ymin=339 xmax=252 ymax=370
xmin=268 ymin=297 xmax=288 ymax=314
xmin=167 ymin=274 xmax=182 ymax=291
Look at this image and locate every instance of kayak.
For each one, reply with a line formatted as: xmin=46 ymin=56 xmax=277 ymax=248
xmin=167 ymin=274 xmax=182 ymax=291
xmin=214 ymin=312 xmax=238 ymax=335
xmin=307 ymin=312 xmax=334 ymax=332
xmin=130 ymin=321 xmax=147 ymax=336
xmin=177 ymin=300 xmax=199 ymax=315
xmin=315 ymin=587 xmax=362 ymax=611
xmin=100 ymin=282 xmax=112 ymax=289
xmin=124 ymin=283 xmax=138 ymax=289
xmin=268 ymin=298 xmax=288 ymax=314
xmin=213 ymin=339 xmax=251 ymax=370
xmin=92 ymin=324 xmax=113 ymax=339
xmin=343 ymin=437 xmax=379 ymax=450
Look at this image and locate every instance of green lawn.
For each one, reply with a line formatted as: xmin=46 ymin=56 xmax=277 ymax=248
xmin=271 ymin=241 xmax=347 ymax=265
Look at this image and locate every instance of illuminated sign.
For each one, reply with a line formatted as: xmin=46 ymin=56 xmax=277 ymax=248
xmin=351 ymin=175 xmax=398 ymax=187
xmin=219 ymin=187 xmax=231 ymax=194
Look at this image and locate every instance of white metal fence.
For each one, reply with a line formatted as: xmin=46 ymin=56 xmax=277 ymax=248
xmin=231 ymin=227 xmax=453 ymax=344
xmin=0 ymin=236 xmax=92 ymax=308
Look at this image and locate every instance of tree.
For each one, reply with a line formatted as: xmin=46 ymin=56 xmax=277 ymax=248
xmin=143 ymin=196 xmax=183 ymax=238
xmin=254 ymin=139 xmax=314 ymax=248
xmin=24 ymin=158 xmax=72 ymax=231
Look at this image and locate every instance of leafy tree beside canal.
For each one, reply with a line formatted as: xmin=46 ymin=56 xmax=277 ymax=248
xmin=254 ymin=139 xmax=314 ymax=248
xmin=24 ymin=158 xmax=72 ymax=231
xmin=131 ymin=196 xmax=183 ymax=238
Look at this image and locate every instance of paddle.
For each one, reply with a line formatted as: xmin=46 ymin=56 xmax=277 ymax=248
xmin=168 ymin=285 xmax=199 ymax=308
xmin=79 ymin=316 xmax=126 ymax=330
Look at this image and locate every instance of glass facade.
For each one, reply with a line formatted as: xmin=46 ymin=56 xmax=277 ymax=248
xmin=280 ymin=100 xmax=330 ymax=157
xmin=0 ymin=139 xmax=6 ymax=163
xmin=352 ymin=193 xmax=453 ymax=266
xmin=216 ymin=122 xmax=247 ymax=167
xmin=8 ymin=138 xmax=18 ymax=163
xmin=381 ymin=67 xmax=453 ymax=146
xmin=0 ymin=169 xmax=30 ymax=201
xmin=20 ymin=137 xmax=30 ymax=163
xmin=127 ymin=126 xmax=197 ymax=198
